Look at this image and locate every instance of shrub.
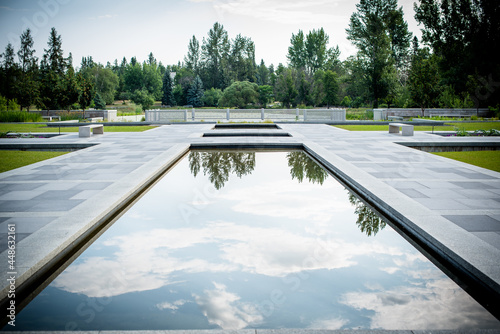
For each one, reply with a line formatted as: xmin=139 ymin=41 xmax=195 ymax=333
xmin=0 ymin=111 xmax=43 ymax=122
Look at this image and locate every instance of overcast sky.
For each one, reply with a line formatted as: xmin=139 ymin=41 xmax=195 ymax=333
xmin=0 ymin=0 xmax=422 ymax=69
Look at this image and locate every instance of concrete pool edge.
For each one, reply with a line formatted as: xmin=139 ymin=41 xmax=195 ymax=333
xmin=300 ymin=141 xmax=500 ymax=317
xmin=0 ymin=143 xmax=191 ymax=306
xmin=1 ymin=123 xmax=500 ymax=329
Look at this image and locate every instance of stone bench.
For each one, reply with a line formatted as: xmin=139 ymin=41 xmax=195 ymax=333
xmin=388 ymin=116 xmax=403 ymax=121
xmin=42 ymin=116 xmax=61 ymax=121
xmin=389 ymin=123 xmax=414 ymax=136
xmin=79 ymin=124 xmax=104 ymax=138
xmin=87 ymin=117 xmax=103 ymax=122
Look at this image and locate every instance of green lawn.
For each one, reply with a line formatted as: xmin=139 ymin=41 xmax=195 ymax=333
xmin=432 ymin=151 xmax=500 ymax=173
xmin=0 ymin=124 xmax=158 ymax=133
xmin=0 ymin=150 xmax=68 ymax=173
xmin=334 ymin=122 xmax=500 ymax=132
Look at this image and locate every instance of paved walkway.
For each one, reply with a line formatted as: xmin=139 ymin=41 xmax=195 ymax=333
xmin=1 ymin=123 xmax=499 ymax=331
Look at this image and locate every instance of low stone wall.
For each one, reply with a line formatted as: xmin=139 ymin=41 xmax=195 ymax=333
xmin=374 ymin=108 xmax=491 ymax=120
xmin=145 ymin=108 xmax=346 ymax=122
xmin=31 ymin=110 xmax=118 ymax=121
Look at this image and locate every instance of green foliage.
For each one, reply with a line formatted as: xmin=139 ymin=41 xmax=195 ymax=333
xmin=341 ymin=96 xmax=352 ymax=107
xmin=188 ymin=151 xmax=255 ymax=190
xmin=274 ymin=69 xmax=298 ymax=108
xmin=346 ymin=0 xmax=411 ymax=107
xmin=201 ymin=22 xmax=230 ymax=89
xmin=415 ymin=0 xmax=500 ymax=107
xmin=93 ymin=92 xmax=106 ymax=109
xmin=187 ymin=76 xmax=204 ymax=107
xmin=287 ymin=151 xmax=328 ymax=184
xmin=439 ymin=86 xmax=474 ymax=109
xmin=287 ymin=28 xmax=340 ymax=75
xmin=93 ymin=66 xmax=119 ymax=105
xmin=348 ymin=192 xmax=387 ymax=236
xmin=219 ymin=80 xmax=259 ymax=108
xmin=202 ymin=87 xmax=222 ymax=107
xmin=131 ymin=88 xmax=155 ymax=111
xmin=323 ymin=70 xmax=339 ymax=107
xmin=0 ymin=95 xmax=20 ymax=111
xmin=0 ymin=111 xmax=42 ymax=122
xmin=161 ymin=70 xmax=175 ymax=106
xmin=16 ymin=29 xmax=39 ymax=111
xmin=408 ymin=51 xmax=441 ymax=113
xmin=258 ymin=85 xmax=273 ymax=107
xmin=77 ymin=72 xmax=95 ymax=112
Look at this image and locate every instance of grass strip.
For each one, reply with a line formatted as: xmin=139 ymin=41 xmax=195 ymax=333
xmin=334 ymin=121 xmax=500 ymax=132
xmin=432 ymin=150 xmax=500 ymax=173
xmin=0 ymin=150 xmax=68 ymax=173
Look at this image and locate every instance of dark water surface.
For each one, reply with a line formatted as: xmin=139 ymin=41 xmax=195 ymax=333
xmin=6 ymin=151 xmax=500 ymax=330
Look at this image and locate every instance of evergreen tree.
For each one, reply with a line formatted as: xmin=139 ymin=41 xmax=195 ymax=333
xmin=161 ymin=69 xmax=175 ymax=106
xmin=44 ymin=27 xmax=66 ymax=74
xmin=16 ymin=29 xmax=39 ymax=111
xmin=59 ymin=53 xmax=79 ymax=110
xmin=187 ymin=75 xmax=204 ymax=107
xmin=93 ymin=92 xmax=106 ymax=109
xmin=39 ymin=27 xmax=68 ymax=109
xmin=1 ymin=43 xmax=18 ymax=100
xmin=256 ymin=59 xmax=270 ymax=86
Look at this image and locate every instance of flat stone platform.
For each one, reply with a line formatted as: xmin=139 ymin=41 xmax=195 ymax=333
xmin=1 ymin=123 xmax=499 ymax=331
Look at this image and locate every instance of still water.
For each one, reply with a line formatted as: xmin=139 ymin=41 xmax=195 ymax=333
xmin=7 ymin=151 xmax=500 ymax=330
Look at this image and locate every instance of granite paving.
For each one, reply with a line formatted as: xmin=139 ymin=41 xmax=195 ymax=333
xmin=1 ymin=123 xmax=500 ymax=332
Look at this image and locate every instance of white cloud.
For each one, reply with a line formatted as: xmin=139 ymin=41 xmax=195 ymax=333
xmin=193 ymin=282 xmax=263 ymax=329
xmin=309 ymin=316 xmax=349 ymax=330
xmin=219 ymin=179 xmax=350 ymax=226
xmin=339 ymin=257 xmax=500 ymax=330
xmin=209 ymin=0 xmax=344 ymax=24
xmin=156 ymin=299 xmax=188 ymax=311
xmin=53 ymin=221 xmax=404 ymax=297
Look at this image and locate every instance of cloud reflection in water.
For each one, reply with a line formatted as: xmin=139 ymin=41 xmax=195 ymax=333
xmin=25 ymin=151 xmax=499 ymax=330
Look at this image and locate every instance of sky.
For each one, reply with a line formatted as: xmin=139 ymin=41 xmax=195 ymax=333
xmin=0 ymin=0 xmax=422 ymax=69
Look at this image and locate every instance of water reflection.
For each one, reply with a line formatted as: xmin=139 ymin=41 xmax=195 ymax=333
xmin=189 ymin=151 xmax=255 ymax=190
xmin=348 ymin=193 xmax=387 ymax=237
xmin=189 ymin=151 xmax=385 ymax=237
xmin=9 ymin=151 xmax=499 ymax=331
xmin=287 ymin=151 xmax=328 ymax=185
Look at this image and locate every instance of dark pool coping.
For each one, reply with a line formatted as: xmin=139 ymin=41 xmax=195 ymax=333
xmin=1 ymin=124 xmax=500 ymax=329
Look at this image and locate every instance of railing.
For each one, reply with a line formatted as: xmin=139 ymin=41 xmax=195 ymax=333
xmin=145 ymin=108 xmax=346 ymax=122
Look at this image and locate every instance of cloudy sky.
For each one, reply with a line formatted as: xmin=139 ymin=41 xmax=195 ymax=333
xmin=0 ymin=0 xmax=422 ymax=68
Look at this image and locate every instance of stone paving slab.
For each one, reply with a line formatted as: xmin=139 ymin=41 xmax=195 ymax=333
xmin=1 ymin=123 xmax=500 ymax=330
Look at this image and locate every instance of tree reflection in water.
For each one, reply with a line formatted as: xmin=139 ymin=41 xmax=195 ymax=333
xmin=188 ymin=150 xmax=387 ymax=236
xmin=348 ymin=193 xmax=387 ymax=236
xmin=189 ymin=151 xmax=256 ymax=190
xmin=287 ymin=151 xmax=328 ymax=185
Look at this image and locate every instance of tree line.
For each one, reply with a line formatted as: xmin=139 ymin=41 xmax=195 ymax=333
xmin=1 ymin=0 xmax=498 ymax=112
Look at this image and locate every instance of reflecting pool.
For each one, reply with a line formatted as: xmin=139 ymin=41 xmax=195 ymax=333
xmin=7 ymin=151 xmax=500 ymax=330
